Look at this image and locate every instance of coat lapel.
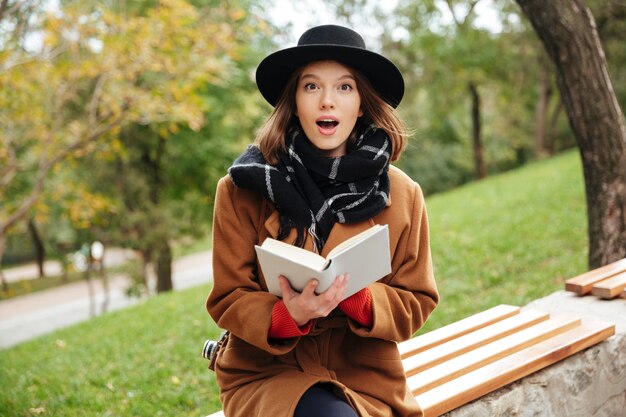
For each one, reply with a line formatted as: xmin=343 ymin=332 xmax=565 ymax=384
xmin=263 ymin=210 xmax=281 ymax=239
xmin=321 ymin=192 xmax=391 ymax=257
xmin=263 ymin=210 xmax=318 ymax=253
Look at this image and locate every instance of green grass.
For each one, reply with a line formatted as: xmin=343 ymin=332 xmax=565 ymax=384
xmin=0 ymin=150 xmax=589 ymax=416
xmin=172 ymin=232 xmax=213 ymax=259
xmin=0 ymin=284 xmax=222 ymax=417
xmin=421 ymin=149 xmax=588 ymax=332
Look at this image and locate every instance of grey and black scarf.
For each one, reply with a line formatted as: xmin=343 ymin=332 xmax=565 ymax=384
xmin=228 ymin=125 xmax=391 ymax=251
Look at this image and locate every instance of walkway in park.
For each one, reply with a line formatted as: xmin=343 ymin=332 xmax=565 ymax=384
xmin=2 ymin=247 xmax=137 ymax=283
xmin=0 ymin=250 xmax=212 ymax=349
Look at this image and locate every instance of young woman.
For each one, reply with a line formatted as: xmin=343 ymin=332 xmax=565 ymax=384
xmin=207 ymin=25 xmax=439 ymax=417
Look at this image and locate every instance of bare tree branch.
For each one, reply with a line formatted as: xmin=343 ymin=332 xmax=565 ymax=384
xmin=466 ymin=0 xmax=480 ymax=21
xmin=0 ymin=0 xmax=10 ymax=22
xmin=0 ymin=0 xmax=25 ymax=23
xmin=1 ymin=0 xmax=40 ymax=39
xmin=445 ymin=0 xmax=481 ymax=27
xmin=1 ymin=43 xmax=68 ymax=73
xmin=88 ymin=74 xmax=109 ymax=125
xmin=444 ymin=0 xmax=462 ymax=26
xmin=0 ymin=142 xmax=19 ymax=188
xmin=0 ymin=111 xmax=128 ymax=233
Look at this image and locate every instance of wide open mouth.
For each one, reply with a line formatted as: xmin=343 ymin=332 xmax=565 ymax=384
xmin=316 ymin=119 xmax=339 ymax=129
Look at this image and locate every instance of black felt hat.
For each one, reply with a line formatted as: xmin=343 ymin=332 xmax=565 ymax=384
xmin=256 ymin=25 xmax=405 ymax=108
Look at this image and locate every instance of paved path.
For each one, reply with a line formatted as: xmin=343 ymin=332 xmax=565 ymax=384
xmin=2 ymin=248 xmax=137 ymax=283
xmin=0 ymin=250 xmax=212 ymax=349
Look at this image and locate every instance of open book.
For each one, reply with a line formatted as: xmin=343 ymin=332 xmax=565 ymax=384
xmin=255 ymin=224 xmax=391 ymax=300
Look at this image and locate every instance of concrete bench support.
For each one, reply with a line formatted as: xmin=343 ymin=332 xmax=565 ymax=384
xmin=443 ymin=291 xmax=625 ymax=417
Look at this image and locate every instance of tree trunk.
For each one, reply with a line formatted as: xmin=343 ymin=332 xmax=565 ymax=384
xmin=516 ymin=0 xmax=626 ymax=268
xmin=140 ymin=248 xmax=152 ymax=294
xmin=546 ymin=98 xmax=563 ymax=154
xmin=28 ymin=218 xmax=46 ymax=278
xmin=535 ymin=63 xmax=552 ymax=158
xmin=84 ymin=267 xmax=96 ymax=318
xmin=468 ymin=81 xmax=487 ymax=179
xmin=0 ymin=233 xmax=7 ymax=293
xmin=99 ymin=263 xmax=109 ymax=314
xmin=155 ymin=241 xmax=173 ymax=293
xmin=149 ymin=133 xmax=173 ymax=293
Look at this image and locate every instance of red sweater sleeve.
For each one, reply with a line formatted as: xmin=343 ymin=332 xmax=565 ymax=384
xmin=268 ymin=300 xmax=312 ymax=339
xmin=339 ymin=287 xmax=373 ymax=328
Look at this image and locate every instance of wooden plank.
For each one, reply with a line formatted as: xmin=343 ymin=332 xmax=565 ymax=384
xmin=406 ymin=315 xmax=581 ymax=396
xmin=565 ymin=257 xmax=626 ymax=294
xmin=402 ymin=309 xmax=549 ymax=377
xmin=416 ymin=319 xmax=615 ymax=417
xmin=591 ymin=271 xmax=626 ymax=299
xmin=398 ymin=305 xmax=520 ymax=359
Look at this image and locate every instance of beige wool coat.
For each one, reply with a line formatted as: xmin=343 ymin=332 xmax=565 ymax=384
xmin=206 ymin=164 xmax=439 ymax=417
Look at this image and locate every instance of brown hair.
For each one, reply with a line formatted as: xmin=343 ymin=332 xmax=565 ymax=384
xmin=254 ymin=62 xmax=409 ymax=165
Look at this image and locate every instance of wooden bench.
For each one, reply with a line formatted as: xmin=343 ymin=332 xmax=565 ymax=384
xmin=565 ymin=257 xmax=626 ymax=299
xmin=206 ymin=304 xmax=614 ymax=417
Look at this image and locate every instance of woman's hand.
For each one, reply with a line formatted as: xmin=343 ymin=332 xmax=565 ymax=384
xmin=278 ymin=274 xmax=350 ymax=327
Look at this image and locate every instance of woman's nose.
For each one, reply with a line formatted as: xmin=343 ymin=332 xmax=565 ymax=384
xmin=320 ymin=91 xmax=335 ymax=109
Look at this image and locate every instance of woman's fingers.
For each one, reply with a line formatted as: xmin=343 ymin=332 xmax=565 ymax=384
xmin=278 ymin=275 xmax=296 ymax=300
xmin=279 ymin=276 xmax=319 ymax=326
xmin=322 ymin=273 xmax=349 ymax=303
xmin=279 ymin=274 xmax=350 ymax=324
xmin=301 ymin=278 xmax=319 ymax=297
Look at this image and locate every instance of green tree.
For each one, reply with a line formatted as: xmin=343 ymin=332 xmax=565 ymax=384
xmin=588 ymin=0 xmax=626 ymax=108
xmin=0 ymin=0 xmax=247 ymax=289
xmin=380 ymin=0 xmax=559 ymax=193
xmin=47 ymin=0 xmax=274 ymax=293
xmin=515 ymin=0 xmax=626 ymax=268
xmin=383 ymin=1 xmax=495 ymax=189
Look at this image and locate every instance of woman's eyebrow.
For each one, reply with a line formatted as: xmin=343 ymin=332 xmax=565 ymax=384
xmin=300 ymin=73 xmax=319 ymax=81
xmin=300 ymin=73 xmax=355 ymax=81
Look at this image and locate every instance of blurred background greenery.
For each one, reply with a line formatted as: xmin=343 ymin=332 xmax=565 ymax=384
xmin=1 ymin=0 xmax=624 ymax=293
xmin=1 ymin=0 xmax=625 ymax=415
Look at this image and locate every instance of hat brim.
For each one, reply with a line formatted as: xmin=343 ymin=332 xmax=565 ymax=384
xmin=256 ymin=45 xmax=404 ymax=108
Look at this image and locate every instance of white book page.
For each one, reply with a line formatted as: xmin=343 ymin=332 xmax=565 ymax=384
xmin=328 ymin=224 xmax=391 ymax=298
xmin=260 ymin=238 xmax=327 ymax=271
xmin=327 ymin=224 xmax=383 ymax=259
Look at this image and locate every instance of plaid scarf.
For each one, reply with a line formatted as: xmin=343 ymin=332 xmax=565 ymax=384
xmin=228 ymin=125 xmax=391 ymax=251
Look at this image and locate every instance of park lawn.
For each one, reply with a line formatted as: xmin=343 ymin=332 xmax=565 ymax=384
xmin=0 ymin=150 xmax=588 ymax=417
xmin=0 ymin=284 xmax=221 ymax=417
xmin=421 ymin=149 xmax=587 ymax=333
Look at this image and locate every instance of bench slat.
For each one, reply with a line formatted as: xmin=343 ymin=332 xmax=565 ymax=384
xmin=565 ymin=257 xmax=626 ymax=294
xmin=398 ymin=304 xmax=520 ymax=359
xmin=406 ymin=315 xmax=581 ymax=396
xmin=415 ymin=319 xmax=615 ymax=417
xmin=402 ymin=309 xmax=548 ymax=377
xmin=591 ymin=271 xmax=626 ymax=299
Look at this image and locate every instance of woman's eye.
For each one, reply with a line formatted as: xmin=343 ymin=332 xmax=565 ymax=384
xmin=340 ymin=84 xmax=354 ymax=91
xmin=304 ymin=83 xmax=317 ymax=91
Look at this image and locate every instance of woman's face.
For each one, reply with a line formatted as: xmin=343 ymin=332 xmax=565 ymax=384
xmin=295 ymin=60 xmax=363 ymax=158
